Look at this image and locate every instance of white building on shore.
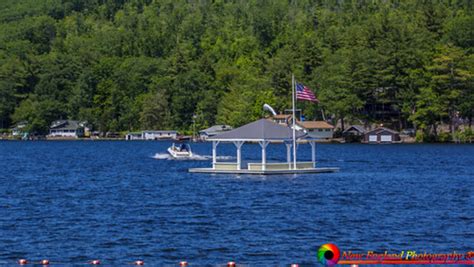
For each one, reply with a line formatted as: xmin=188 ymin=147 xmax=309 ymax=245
xmin=297 ymin=121 xmax=334 ymax=139
xmin=125 ymin=130 xmax=178 ymax=140
xmin=49 ymin=120 xmax=85 ymax=138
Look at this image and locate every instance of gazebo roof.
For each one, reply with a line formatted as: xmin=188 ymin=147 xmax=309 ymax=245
xmin=208 ymin=119 xmax=306 ymax=141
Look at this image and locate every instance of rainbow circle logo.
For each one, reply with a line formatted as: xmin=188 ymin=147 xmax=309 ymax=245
xmin=317 ymin=243 xmax=340 ymax=266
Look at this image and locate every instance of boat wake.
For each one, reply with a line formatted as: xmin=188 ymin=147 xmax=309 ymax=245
xmin=152 ymin=153 xmax=173 ymax=160
xmin=152 ymin=153 xmax=234 ymax=161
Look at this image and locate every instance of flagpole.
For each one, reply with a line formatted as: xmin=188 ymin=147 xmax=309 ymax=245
xmin=292 ymin=74 xmax=297 ymax=170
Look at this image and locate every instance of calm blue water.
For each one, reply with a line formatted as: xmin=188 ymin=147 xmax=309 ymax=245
xmin=0 ymin=141 xmax=473 ymax=266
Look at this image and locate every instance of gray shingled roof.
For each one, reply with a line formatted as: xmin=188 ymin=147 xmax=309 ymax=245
xmin=343 ymin=125 xmax=366 ymax=133
xmin=208 ymin=119 xmax=306 ymax=141
xmin=366 ymin=127 xmax=399 ymax=135
xmin=199 ymin=125 xmax=232 ymax=134
xmin=50 ymin=120 xmax=81 ymax=131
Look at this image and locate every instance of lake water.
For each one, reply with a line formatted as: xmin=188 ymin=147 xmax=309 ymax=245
xmin=0 ymin=141 xmax=473 ymax=265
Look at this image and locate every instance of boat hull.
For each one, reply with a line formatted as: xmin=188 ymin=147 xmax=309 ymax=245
xmin=167 ymin=147 xmax=193 ymax=159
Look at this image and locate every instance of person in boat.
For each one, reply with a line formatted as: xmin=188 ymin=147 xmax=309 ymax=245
xmin=180 ymin=143 xmax=188 ymax=152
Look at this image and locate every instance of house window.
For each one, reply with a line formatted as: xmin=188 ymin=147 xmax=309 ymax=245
xmin=325 ymin=129 xmax=331 ymax=132
xmin=318 ymin=129 xmax=323 ymax=132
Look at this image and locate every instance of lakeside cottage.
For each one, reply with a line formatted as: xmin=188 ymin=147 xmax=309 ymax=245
xmin=12 ymin=121 xmax=28 ymax=137
xmin=143 ymin=130 xmax=177 ymax=140
xmin=364 ymin=127 xmax=401 ymax=144
xmin=199 ymin=125 xmax=233 ymax=140
xmin=297 ymin=121 xmax=334 ymax=139
xmin=49 ymin=120 xmax=85 ymax=138
xmin=269 ymin=114 xmax=334 ymax=140
xmin=125 ymin=130 xmax=178 ymax=140
xmin=125 ymin=132 xmax=143 ymax=140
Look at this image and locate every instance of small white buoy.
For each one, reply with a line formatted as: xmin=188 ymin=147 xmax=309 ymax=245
xmin=41 ymin=259 xmax=50 ymax=265
xmin=291 ymin=264 xmax=299 ymax=267
xmin=91 ymin=260 xmax=101 ymax=265
xmin=227 ymin=262 xmax=236 ymax=267
xmin=179 ymin=261 xmax=188 ymax=267
xmin=134 ymin=260 xmax=144 ymax=265
xmin=18 ymin=259 xmax=28 ymax=265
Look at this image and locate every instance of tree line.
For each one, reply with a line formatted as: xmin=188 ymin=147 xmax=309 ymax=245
xmin=0 ymin=0 xmax=472 ymax=141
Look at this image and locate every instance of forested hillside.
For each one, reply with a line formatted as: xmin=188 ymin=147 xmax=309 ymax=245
xmin=0 ymin=0 xmax=472 ymax=140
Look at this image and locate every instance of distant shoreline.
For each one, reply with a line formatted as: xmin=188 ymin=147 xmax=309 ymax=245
xmin=1 ymin=138 xmax=472 ymax=144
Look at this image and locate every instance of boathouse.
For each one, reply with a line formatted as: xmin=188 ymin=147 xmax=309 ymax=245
xmin=364 ymin=127 xmax=401 ymax=144
xmin=343 ymin=125 xmax=366 ymax=136
xmin=189 ymin=119 xmax=338 ymax=175
xmin=142 ymin=130 xmax=178 ymax=140
xmin=343 ymin=125 xmax=367 ymax=142
xmin=125 ymin=132 xmax=143 ymax=140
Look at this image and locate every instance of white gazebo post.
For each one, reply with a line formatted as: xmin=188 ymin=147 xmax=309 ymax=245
xmin=233 ymin=141 xmax=244 ymax=170
xmin=285 ymin=142 xmax=292 ymax=169
xmin=259 ymin=141 xmax=269 ymax=171
xmin=292 ymin=74 xmax=297 ymax=170
xmin=310 ymin=141 xmax=316 ymax=168
xmin=212 ymin=141 xmax=219 ymax=169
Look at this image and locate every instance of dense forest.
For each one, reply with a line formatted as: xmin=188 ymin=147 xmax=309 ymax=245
xmin=0 ymin=0 xmax=472 ymax=141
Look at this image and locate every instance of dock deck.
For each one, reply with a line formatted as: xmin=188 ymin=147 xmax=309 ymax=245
xmin=188 ymin=167 xmax=339 ymax=175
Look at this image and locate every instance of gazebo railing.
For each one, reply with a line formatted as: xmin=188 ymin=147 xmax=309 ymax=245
xmin=248 ymin=161 xmax=314 ymax=171
xmin=214 ymin=162 xmax=239 ymax=170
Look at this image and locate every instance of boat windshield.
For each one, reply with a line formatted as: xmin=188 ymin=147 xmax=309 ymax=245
xmin=179 ymin=144 xmax=188 ymax=151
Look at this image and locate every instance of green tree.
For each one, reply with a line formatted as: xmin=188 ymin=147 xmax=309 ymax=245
xmin=409 ymin=87 xmax=446 ymax=140
xmin=318 ymin=49 xmax=364 ymax=131
xmin=428 ymin=45 xmax=472 ymax=139
xmin=12 ymin=98 xmax=65 ymax=134
xmin=139 ymin=90 xmax=170 ymax=130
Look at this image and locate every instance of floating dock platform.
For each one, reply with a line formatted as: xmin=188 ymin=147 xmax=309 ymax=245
xmin=189 ymin=167 xmax=339 ymax=175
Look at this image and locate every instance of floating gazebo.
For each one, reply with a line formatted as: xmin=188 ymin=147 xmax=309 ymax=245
xmin=189 ymin=119 xmax=339 ymax=175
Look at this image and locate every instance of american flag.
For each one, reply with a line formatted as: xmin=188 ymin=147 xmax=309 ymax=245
xmin=296 ymin=83 xmax=319 ymax=102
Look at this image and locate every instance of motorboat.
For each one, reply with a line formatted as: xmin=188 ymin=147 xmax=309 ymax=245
xmin=167 ymin=143 xmax=193 ymax=159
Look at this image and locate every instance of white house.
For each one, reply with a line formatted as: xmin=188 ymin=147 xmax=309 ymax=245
xmin=142 ymin=130 xmax=177 ymax=140
xmin=269 ymin=114 xmax=333 ymax=139
xmin=125 ymin=132 xmax=143 ymax=140
xmin=297 ymin=121 xmax=334 ymax=139
xmin=49 ymin=120 xmax=85 ymax=138
xmin=12 ymin=121 xmax=28 ymax=137
xmin=199 ymin=125 xmax=233 ymax=140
